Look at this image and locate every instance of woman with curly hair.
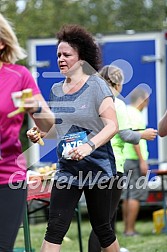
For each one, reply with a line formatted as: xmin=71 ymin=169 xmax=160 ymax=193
xmin=27 ymin=24 xmax=120 ymax=252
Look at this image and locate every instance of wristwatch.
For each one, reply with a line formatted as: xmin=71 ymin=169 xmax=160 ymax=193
xmin=87 ymin=140 xmax=96 ymax=151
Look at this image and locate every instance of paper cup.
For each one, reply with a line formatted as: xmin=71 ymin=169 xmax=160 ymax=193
xmin=11 ymin=91 xmax=22 ymax=107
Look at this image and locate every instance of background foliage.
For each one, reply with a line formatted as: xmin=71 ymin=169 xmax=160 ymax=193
xmin=0 ymin=0 xmax=167 ymax=51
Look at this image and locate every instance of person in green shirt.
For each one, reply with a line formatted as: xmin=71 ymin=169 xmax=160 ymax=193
xmin=122 ymin=87 xmax=157 ymax=236
xmin=88 ymin=65 xmax=157 ymax=252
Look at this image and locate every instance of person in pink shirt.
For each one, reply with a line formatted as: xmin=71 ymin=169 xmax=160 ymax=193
xmin=0 ymin=14 xmax=54 ymax=251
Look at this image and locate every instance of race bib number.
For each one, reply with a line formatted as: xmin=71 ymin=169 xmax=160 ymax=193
xmin=59 ymin=131 xmax=88 ymax=159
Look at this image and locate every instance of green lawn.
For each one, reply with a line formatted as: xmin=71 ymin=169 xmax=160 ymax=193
xmin=15 ymin=215 xmax=167 ymax=252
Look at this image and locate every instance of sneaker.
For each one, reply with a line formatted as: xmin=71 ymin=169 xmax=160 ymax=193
xmin=120 ymin=248 xmax=130 ymax=252
xmin=124 ymin=231 xmax=140 ymax=237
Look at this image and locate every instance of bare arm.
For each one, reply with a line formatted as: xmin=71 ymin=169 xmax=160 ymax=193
xmin=158 ymin=111 xmax=167 ymax=137
xmin=90 ymin=97 xmax=119 ymax=148
xmin=24 ymin=93 xmax=54 ymax=132
xmin=133 ymin=144 xmax=148 ymax=175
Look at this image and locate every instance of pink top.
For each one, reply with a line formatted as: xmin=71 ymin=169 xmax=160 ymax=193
xmin=0 ymin=63 xmax=40 ymax=185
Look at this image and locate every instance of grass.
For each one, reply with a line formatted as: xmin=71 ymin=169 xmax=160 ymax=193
xmin=14 ymin=212 xmax=167 ymax=252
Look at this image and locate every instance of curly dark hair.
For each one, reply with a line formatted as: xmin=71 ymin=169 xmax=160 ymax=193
xmin=56 ymin=24 xmax=102 ymax=74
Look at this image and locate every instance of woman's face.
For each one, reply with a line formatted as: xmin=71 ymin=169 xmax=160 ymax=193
xmin=57 ymin=42 xmax=80 ymax=76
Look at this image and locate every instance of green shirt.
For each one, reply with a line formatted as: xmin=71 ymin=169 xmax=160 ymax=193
xmin=111 ymin=98 xmax=131 ymax=173
xmin=123 ymin=105 xmax=148 ymax=160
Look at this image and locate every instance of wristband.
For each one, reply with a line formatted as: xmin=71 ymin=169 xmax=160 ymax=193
xmin=87 ymin=140 xmax=95 ymax=151
xmin=32 ymin=101 xmax=42 ymax=114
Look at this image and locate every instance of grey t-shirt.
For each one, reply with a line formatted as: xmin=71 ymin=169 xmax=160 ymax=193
xmin=49 ymin=74 xmax=116 ymax=186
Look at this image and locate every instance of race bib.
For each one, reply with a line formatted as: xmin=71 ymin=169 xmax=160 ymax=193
xmin=59 ymin=131 xmax=88 ymax=159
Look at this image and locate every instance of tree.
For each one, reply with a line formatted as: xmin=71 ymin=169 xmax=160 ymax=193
xmin=1 ymin=0 xmax=166 ymax=49
xmin=116 ymin=0 xmax=166 ymax=32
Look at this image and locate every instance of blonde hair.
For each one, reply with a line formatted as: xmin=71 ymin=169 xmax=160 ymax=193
xmin=0 ymin=14 xmax=27 ymax=64
xmin=99 ymin=65 xmax=124 ymax=86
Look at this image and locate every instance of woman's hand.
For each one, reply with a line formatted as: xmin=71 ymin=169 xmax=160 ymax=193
xmin=27 ymin=126 xmax=46 ymax=145
xmin=68 ymin=143 xmax=93 ymax=161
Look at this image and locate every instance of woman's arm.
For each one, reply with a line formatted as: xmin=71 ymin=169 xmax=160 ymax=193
xmin=24 ymin=93 xmax=55 ymax=132
xmin=90 ymin=96 xmax=118 ymax=148
xmin=158 ymin=111 xmax=167 ymax=137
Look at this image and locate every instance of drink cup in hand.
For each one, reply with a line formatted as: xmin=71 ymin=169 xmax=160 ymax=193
xmin=11 ymin=91 xmax=22 ymax=107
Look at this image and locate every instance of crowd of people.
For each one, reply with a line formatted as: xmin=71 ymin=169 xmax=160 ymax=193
xmin=0 ymin=12 xmax=166 ymax=252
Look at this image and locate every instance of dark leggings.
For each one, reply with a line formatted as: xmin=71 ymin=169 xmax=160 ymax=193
xmin=88 ymin=173 xmax=123 ymax=252
xmin=0 ymin=182 xmax=27 ymax=252
xmin=45 ymin=179 xmax=118 ymax=248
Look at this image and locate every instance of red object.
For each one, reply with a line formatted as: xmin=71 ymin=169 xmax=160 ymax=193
xmin=27 ymin=177 xmax=53 ymax=201
xmin=146 ymin=191 xmax=163 ymax=203
xmin=146 ymin=169 xmax=167 ymax=204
